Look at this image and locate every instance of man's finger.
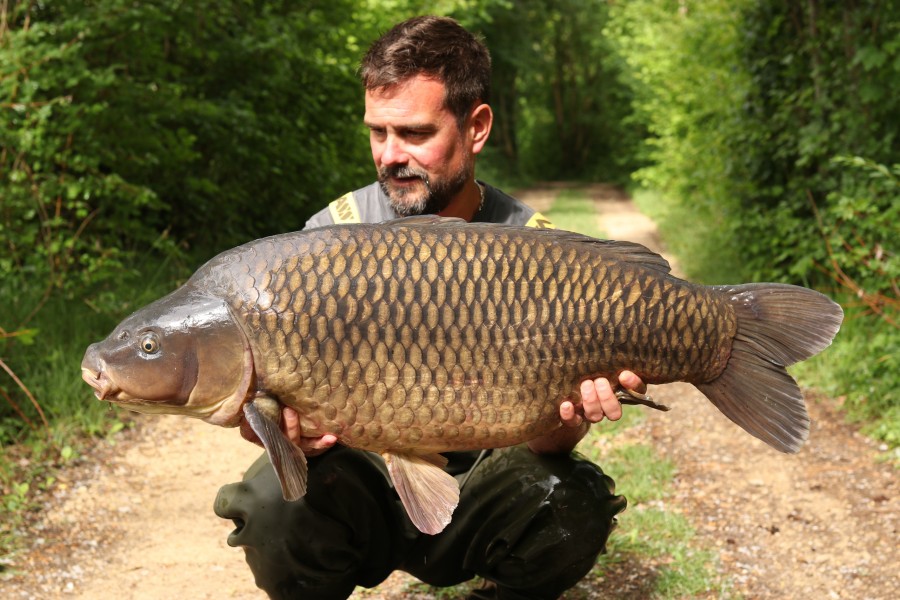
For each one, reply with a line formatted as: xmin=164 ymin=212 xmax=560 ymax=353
xmin=300 ymin=434 xmax=338 ymax=457
xmin=579 ymin=378 xmax=596 ymax=405
xmin=583 ymin=377 xmax=613 ymax=422
xmin=618 ymin=370 xmax=647 ymax=395
xmin=597 ymin=377 xmax=623 ymax=421
xmin=282 ymin=406 xmax=301 ymax=444
xmin=558 ymin=400 xmax=583 ymax=427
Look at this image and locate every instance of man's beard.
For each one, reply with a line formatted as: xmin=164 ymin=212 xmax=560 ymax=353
xmin=378 ymin=163 xmax=471 ymax=217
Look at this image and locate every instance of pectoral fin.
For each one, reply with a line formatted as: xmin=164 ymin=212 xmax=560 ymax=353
xmin=243 ymin=400 xmax=308 ymax=501
xmin=383 ymin=452 xmax=460 ymax=535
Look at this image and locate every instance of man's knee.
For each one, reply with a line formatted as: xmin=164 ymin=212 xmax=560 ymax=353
xmin=409 ymin=446 xmax=626 ymax=598
xmin=467 ymin=447 xmax=625 ymax=595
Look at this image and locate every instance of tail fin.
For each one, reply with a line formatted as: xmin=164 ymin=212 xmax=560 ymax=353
xmin=696 ymin=283 xmax=843 ymax=453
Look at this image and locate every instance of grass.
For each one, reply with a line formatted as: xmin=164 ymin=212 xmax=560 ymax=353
xmin=582 ymin=412 xmax=728 ymax=598
xmin=582 ymin=440 xmax=728 ymax=599
xmin=545 ymin=188 xmax=607 ymax=238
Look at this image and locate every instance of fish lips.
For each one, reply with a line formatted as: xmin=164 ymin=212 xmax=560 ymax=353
xmin=81 ymin=366 xmax=117 ymax=401
xmin=81 ymin=344 xmax=122 ymax=402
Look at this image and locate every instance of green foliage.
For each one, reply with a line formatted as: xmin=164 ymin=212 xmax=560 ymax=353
xmin=733 ymin=1 xmax=900 ymax=287
xmin=605 ymin=0 xmax=752 ymax=284
xmin=818 ymin=156 xmax=899 ymax=302
xmin=608 ymin=1 xmax=899 ymax=288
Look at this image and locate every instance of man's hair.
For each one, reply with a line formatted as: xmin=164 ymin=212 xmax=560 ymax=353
xmin=359 ymin=15 xmax=492 ymax=125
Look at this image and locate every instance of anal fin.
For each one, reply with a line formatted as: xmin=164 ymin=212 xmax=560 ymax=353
xmin=243 ymin=399 xmax=308 ymax=501
xmin=383 ymin=452 xmax=460 ymax=535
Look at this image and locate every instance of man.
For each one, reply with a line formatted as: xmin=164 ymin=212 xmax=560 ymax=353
xmin=215 ymin=16 xmax=645 ymax=599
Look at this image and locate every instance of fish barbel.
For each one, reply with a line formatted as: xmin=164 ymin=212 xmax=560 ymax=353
xmin=80 ymin=216 xmax=843 ymax=533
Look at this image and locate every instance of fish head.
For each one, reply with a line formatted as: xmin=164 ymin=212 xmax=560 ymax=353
xmin=81 ymin=286 xmax=254 ymax=426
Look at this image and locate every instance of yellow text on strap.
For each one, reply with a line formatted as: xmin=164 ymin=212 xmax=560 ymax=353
xmin=328 ymin=193 xmax=362 ymax=224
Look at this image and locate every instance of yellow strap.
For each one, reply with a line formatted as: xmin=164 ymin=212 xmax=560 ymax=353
xmin=328 ymin=192 xmax=361 ymax=224
xmin=525 ymin=211 xmax=555 ymax=229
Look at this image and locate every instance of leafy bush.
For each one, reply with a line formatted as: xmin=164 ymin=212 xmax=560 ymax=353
xmin=732 ymin=1 xmax=899 ymax=287
xmin=1 ymin=0 xmax=376 ymax=303
xmin=818 ymin=157 xmax=899 ymax=309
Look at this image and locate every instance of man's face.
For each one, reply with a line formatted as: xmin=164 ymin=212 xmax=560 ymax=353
xmin=365 ymin=75 xmax=473 ymax=216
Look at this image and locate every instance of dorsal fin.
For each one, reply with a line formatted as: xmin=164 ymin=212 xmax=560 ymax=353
xmin=586 ymin=238 xmax=672 ymax=274
xmin=382 ymin=216 xmax=671 ymax=275
xmin=385 ymin=215 xmax=467 ymax=226
xmin=527 ymin=230 xmax=672 ymax=275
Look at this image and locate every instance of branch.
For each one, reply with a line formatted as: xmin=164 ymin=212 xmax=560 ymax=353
xmin=808 ymin=189 xmax=898 ymax=328
xmin=0 ymin=356 xmax=51 ymax=439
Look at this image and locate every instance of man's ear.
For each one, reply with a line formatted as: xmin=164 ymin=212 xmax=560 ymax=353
xmin=468 ymin=103 xmax=493 ymax=154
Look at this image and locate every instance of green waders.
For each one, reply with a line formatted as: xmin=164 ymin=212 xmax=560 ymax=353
xmin=215 ymin=446 xmax=625 ymax=599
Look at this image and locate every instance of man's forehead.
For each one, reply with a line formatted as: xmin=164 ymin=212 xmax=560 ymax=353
xmin=364 ymin=75 xmax=450 ymax=120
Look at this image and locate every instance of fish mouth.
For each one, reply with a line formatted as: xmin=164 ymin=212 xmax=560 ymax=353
xmin=81 ymin=367 xmax=120 ymax=401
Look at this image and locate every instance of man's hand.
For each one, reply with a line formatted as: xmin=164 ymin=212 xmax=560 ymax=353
xmin=281 ymin=407 xmax=338 ymax=456
xmin=527 ymin=371 xmax=646 ymax=455
xmin=239 ymin=406 xmax=337 ymax=457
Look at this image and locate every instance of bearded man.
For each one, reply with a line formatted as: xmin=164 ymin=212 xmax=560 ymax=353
xmin=215 ymin=16 xmax=644 ymax=600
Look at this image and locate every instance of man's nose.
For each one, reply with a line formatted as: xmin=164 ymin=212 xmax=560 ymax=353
xmin=379 ymin=135 xmax=408 ymax=166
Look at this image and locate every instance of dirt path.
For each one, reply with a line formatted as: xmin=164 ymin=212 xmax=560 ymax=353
xmin=2 ymin=185 xmax=897 ymax=599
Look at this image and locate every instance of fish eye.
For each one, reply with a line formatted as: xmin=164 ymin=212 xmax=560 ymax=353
xmin=140 ymin=333 xmax=160 ymax=355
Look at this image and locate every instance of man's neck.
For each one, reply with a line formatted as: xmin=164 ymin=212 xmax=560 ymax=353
xmin=437 ymin=179 xmax=482 ymax=222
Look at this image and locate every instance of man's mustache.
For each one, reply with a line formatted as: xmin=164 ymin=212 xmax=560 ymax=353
xmin=379 ymin=165 xmax=430 ymax=183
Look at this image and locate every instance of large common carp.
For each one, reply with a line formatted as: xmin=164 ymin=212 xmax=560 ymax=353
xmin=81 ymin=216 xmax=843 ymax=534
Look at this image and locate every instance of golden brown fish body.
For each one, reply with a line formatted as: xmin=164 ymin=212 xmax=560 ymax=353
xmin=81 ymin=216 xmax=842 ymax=533
xmin=207 ymin=220 xmax=734 ymax=454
